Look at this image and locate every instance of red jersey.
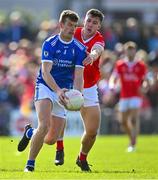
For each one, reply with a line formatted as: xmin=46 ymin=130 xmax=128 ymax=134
xmin=74 ymin=27 xmax=105 ymax=88
xmin=114 ymin=59 xmax=147 ymax=98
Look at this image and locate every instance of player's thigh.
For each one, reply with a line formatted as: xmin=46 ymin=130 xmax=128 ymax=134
xmin=46 ymin=100 xmax=66 ymax=139
xmin=81 ymin=105 xmax=100 ymax=134
xmin=34 ymin=99 xmax=52 ymax=125
xmin=119 ymin=110 xmax=130 ymax=123
xmin=34 ymin=83 xmax=54 ymax=124
xmin=129 ymin=97 xmax=142 ymax=118
xmin=45 ymin=115 xmax=66 ymax=143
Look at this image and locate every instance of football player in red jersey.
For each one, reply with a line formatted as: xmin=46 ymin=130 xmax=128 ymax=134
xmin=47 ymin=9 xmax=105 ymax=171
xmin=109 ymin=41 xmax=147 ymax=152
xmin=74 ymin=9 xmax=105 ymax=171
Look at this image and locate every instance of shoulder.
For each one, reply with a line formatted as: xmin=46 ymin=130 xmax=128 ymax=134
xmin=95 ymin=31 xmax=104 ymax=40
xmin=73 ymin=38 xmax=86 ymax=51
xmin=44 ymin=34 xmax=59 ymax=47
xmin=136 ymin=60 xmax=147 ymax=71
xmin=75 ymin=27 xmax=82 ymax=34
xmin=94 ymin=31 xmax=105 ymax=46
xmin=116 ymin=59 xmax=124 ymax=66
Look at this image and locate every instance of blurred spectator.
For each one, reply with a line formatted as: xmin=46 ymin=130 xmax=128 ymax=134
xmin=19 ymin=61 xmax=39 ymax=116
xmin=0 ymin=43 xmax=8 ymax=67
xmin=148 ymin=25 xmax=158 ymax=52
xmin=124 ymin=18 xmax=141 ymax=47
xmin=7 ymin=11 xmax=30 ymax=42
xmin=135 ymin=49 xmax=148 ymax=64
xmin=145 ymin=52 xmax=158 ymax=133
xmin=0 ymin=17 xmax=8 ymax=43
xmin=37 ymin=19 xmax=59 ymax=42
xmin=113 ymin=22 xmax=125 ymax=43
xmin=114 ymin=42 xmax=124 ymax=59
xmin=103 ymin=24 xmax=119 ymax=50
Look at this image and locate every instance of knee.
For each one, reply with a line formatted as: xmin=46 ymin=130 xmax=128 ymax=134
xmin=37 ymin=124 xmax=49 ymax=136
xmin=44 ymin=137 xmax=56 ymax=145
xmin=86 ymin=131 xmax=97 ymax=139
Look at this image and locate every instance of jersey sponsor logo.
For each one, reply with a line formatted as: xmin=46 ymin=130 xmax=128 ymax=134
xmin=53 ymin=58 xmax=74 ymax=68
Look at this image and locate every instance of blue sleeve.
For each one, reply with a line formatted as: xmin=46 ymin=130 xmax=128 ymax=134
xmin=41 ymin=41 xmax=54 ymax=62
xmin=75 ymin=47 xmax=87 ymax=67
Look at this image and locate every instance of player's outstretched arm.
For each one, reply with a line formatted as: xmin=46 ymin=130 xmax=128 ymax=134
xmin=83 ymin=44 xmax=104 ymax=66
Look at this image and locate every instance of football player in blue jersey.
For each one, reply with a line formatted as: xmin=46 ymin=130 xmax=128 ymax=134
xmin=17 ymin=10 xmax=87 ymax=172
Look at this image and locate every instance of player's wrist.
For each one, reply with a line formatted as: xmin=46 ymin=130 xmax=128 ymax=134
xmin=56 ymin=88 xmax=62 ymax=95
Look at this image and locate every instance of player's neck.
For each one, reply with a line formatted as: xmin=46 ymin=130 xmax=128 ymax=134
xmin=82 ymin=29 xmax=95 ymax=41
xmin=128 ymin=56 xmax=135 ymax=62
xmin=59 ymin=33 xmax=73 ymax=42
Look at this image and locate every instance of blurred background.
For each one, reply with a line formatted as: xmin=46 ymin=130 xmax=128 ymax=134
xmin=0 ymin=0 xmax=158 ymax=136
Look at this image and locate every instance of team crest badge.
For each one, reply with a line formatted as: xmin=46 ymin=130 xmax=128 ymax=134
xmin=44 ymin=51 xmax=49 ymax=57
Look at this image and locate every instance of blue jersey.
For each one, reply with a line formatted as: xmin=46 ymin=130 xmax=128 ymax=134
xmin=36 ymin=34 xmax=87 ymax=90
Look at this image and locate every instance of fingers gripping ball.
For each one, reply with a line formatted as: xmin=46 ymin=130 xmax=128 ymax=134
xmin=65 ymin=89 xmax=84 ymax=111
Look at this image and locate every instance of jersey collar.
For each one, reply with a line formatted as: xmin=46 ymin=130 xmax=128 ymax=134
xmin=58 ymin=34 xmax=73 ymax=44
xmin=81 ymin=29 xmax=96 ymax=44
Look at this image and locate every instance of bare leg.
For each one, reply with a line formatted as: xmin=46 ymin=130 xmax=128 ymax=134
xmin=120 ymin=110 xmax=133 ymax=142
xmin=44 ymin=115 xmax=66 ymax=145
xmin=129 ymin=108 xmax=140 ymax=146
xmin=29 ymin=99 xmax=52 ymax=160
xmin=44 ymin=115 xmax=66 ymax=166
xmin=80 ymin=105 xmax=100 ymax=154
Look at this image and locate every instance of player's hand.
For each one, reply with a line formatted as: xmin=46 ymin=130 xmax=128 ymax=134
xmin=57 ymin=88 xmax=69 ymax=106
xmin=83 ymin=52 xmax=94 ymax=66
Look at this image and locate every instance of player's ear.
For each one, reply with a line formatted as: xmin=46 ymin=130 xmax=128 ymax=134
xmin=59 ymin=21 xmax=63 ymax=29
xmin=97 ymin=23 xmax=101 ymax=30
xmin=83 ymin=16 xmax=86 ymax=25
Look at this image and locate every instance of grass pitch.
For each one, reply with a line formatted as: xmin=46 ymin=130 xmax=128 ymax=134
xmin=0 ymin=135 xmax=158 ymax=179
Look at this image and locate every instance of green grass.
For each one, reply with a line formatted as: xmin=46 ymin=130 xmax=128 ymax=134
xmin=0 ymin=135 xmax=158 ymax=179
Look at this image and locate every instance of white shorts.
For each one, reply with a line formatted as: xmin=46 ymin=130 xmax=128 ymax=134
xmin=118 ymin=97 xmax=142 ymax=112
xmin=83 ymin=84 xmax=99 ymax=107
xmin=34 ymin=83 xmax=66 ymax=118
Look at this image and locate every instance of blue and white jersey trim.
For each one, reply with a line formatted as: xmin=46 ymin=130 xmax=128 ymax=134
xmin=74 ymin=39 xmax=85 ymax=51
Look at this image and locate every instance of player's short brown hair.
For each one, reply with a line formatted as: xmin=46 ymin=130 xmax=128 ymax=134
xmin=59 ymin=10 xmax=79 ymax=23
xmin=124 ymin=41 xmax=137 ymax=50
xmin=86 ymin=9 xmax=104 ymax=23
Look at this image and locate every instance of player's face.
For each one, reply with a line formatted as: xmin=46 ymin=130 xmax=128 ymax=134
xmin=83 ymin=14 xmax=101 ymax=36
xmin=60 ymin=18 xmax=77 ymax=41
xmin=125 ymin=47 xmax=136 ymax=60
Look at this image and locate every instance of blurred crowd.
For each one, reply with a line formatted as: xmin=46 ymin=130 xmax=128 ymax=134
xmin=0 ymin=11 xmax=158 ymax=135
